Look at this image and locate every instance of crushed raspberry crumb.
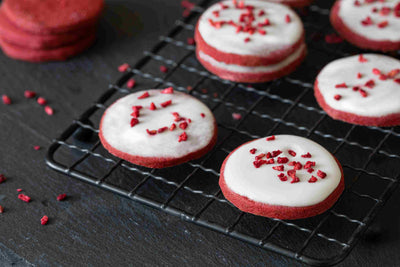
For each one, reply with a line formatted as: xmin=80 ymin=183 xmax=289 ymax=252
xmin=379 ymin=74 xmax=387 ymax=81
xmin=294 ymin=162 xmax=302 ymax=170
xmin=395 ymin=79 xmax=400 ymax=84
xmin=258 ymin=10 xmax=265 ymax=16
xmin=158 ymin=127 xmax=168 ymax=133
xmin=378 ymin=20 xmax=388 ymax=28
xmin=266 ymin=152 xmax=272 ymax=158
xmin=301 ymin=152 xmax=312 ymax=158
xmin=279 ymin=175 xmax=288 ymax=182
xmin=255 ymin=153 xmax=265 ymax=160
xmin=388 ymin=69 xmax=400 ymax=78
xmin=304 ymin=161 xmax=316 ymax=169
xmin=354 ymin=0 xmax=361 ymax=6
xmin=308 ymin=176 xmax=318 ymax=183
xmin=179 ymin=122 xmax=188 ymax=130
xmin=288 ymin=150 xmax=296 ymax=157
xmin=307 ymin=168 xmax=315 ymax=173
xmin=357 ymin=73 xmax=362 ymax=79
xmin=187 ymin=37 xmax=195 ymax=45
xmin=244 ymin=37 xmax=250 ymax=43
xmin=169 ymin=123 xmax=176 ymax=131
xmin=285 ymin=14 xmax=291 ymax=23
xmin=178 ymin=132 xmax=188 ymax=142
xmin=160 ymin=100 xmax=172 ymax=108
xmin=253 ymin=160 xmax=266 ymax=168
xmin=24 ymin=90 xmax=36 ymax=98
xmin=334 ymin=94 xmax=341 ymax=101
xmin=34 ymin=146 xmax=41 ymax=150
xmin=127 ymin=79 xmax=136 ymax=89
xmin=358 ymin=55 xmax=368 ymax=63
xmin=45 ymin=106 xmax=54 ymax=116
xmin=138 ymin=92 xmax=150 ymax=99
xmin=335 ymin=83 xmax=347 ymax=88
xmin=267 ymin=158 xmax=275 ymax=164
xmin=0 ymin=174 xmax=6 ymax=183
xmin=57 ymin=194 xmax=67 ymax=201
xmin=17 ymin=188 xmax=22 ymax=192
xmin=325 ymin=33 xmax=343 ymax=44
xmin=287 ymin=169 xmax=296 ymax=178
xmin=41 ymin=216 xmax=49 ymax=225
xmin=364 ymin=79 xmax=375 ymax=88
xmin=18 ymin=194 xmax=31 ymax=202
xmin=266 ymin=135 xmax=275 ymax=141
xmin=146 ymin=129 xmax=157 ymax=135
xmin=232 ymin=113 xmax=242 ymax=120
xmin=359 ymin=89 xmax=368 ymax=97
xmin=161 ymin=87 xmax=174 ymax=94
xmin=0 ymin=205 xmax=3 ymax=213
xmin=372 ymin=68 xmax=381 ymax=75
xmin=2 ymin=95 xmax=11 ymax=105
xmin=290 ymin=176 xmax=300 ymax=183
xmin=317 ymin=170 xmax=327 ymax=178
xmin=361 ymin=16 xmax=373 ymax=26
xmin=272 ymin=165 xmax=284 ymax=171
xmin=271 ymin=150 xmax=282 ymax=157
xmin=249 ymin=148 xmax=257 ymax=154
xmin=200 ymin=113 xmax=205 ymax=118
xmin=130 ymin=118 xmax=139 ymax=127
xmin=277 ymin=157 xmax=289 ymax=164
xmin=160 ymin=65 xmax=169 ymax=73
xmin=118 ymin=63 xmax=130 ymax=72
xmin=37 ymin=97 xmax=47 ymax=105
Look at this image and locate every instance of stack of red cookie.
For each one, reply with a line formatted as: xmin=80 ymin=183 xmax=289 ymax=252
xmin=0 ymin=0 xmax=104 ymax=62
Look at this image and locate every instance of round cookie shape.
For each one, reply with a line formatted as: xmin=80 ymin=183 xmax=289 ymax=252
xmin=315 ymin=54 xmax=400 ymax=126
xmin=2 ymin=0 xmax=104 ymax=34
xmin=99 ymin=89 xmax=218 ymax=168
xmin=196 ymin=0 xmax=305 ymax=65
xmin=0 ymin=9 xmax=94 ymax=49
xmin=219 ymin=135 xmax=344 ymax=220
xmin=0 ymin=33 xmax=96 ymax=62
xmin=261 ymin=0 xmax=314 ymax=8
xmin=331 ymin=0 xmax=400 ymax=51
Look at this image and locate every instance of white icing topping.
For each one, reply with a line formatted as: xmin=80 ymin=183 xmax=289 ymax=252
xmin=223 ymin=135 xmax=342 ymax=207
xmin=317 ymin=54 xmax=400 ymax=117
xmin=198 ymin=0 xmax=304 ymax=56
xmin=199 ymin=43 xmax=305 ymax=73
xmin=100 ymin=90 xmax=216 ymax=158
xmin=338 ymin=0 xmax=400 ymax=41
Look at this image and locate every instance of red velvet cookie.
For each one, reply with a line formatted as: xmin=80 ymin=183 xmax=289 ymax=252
xmin=0 ymin=33 xmax=96 ymax=62
xmin=195 ymin=0 xmax=307 ymax=83
xmin=261 ymin=0 xmax=314 ymax=8
xmin=99 ymin=88 xmax=218 ymax=168
xmin=314 ymin=54 xmax=400 ymax=126
xmin=0 ymin=9 xmax=94 ymax=49
xmin=2 ymin=0 xmax=104 ymax=34
xmin=330 ymin=0 xmax=400 ymax=52
xmin=220 ymin=135 xmax=344 ymax=220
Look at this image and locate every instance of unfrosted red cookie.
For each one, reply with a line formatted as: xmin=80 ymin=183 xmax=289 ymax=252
xmin=314 ymin=54 xmax=400 ymax=126
xmin=260 ymin=0 xmax=314 ymax=8
xmin=2 ymin=0 xmax=104 ymax=34
xmin=330 ymin=0 xmax=400 ymax=52
xmin=195 ymin=0 xmax=307 ymax=83
xmin=99 ymin=88 xmax=218 ymax=168
xmin=0 ymin=33 xmax=96 ymax=62
xmin=220 ymin=135 xmax=344 ymax=220
xmin=0 ymin=9 xmax=94 ymax=49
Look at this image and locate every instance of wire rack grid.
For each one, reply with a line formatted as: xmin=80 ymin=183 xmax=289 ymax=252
xmin=46 ymin=0 xmax=400 ymax=266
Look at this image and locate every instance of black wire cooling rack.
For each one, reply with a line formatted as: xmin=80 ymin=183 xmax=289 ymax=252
xmin=46 ymin=0 xmax=400 ymax=265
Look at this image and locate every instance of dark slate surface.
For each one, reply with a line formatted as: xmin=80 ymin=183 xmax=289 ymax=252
xmin=0 ymin=0 xmax=400 ymax=266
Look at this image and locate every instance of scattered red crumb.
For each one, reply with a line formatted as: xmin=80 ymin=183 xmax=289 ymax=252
xmin=325 ymin=33 xmax=343 ymax=44
xmin=249 ymin=148 xmax=257 ymax=154
xmin=146 ymin=129 xmax=157 ymax=135
xmin=255 ymin=153 xmax=265 ymax=160
xmin=158 ymin=127 xmax=168 ymax=133
xmin=357 ymin=72 xmax=362 ymax=79
xmin=187 ymin=37 xmax=195 ymax=45
xmin=0 ymin=205 xmax=3 ymax=213
xmin=244 ymin=37 xmax=250 ymax=43
xmin=279 ymin=175 xmax=288 ymax=182
xmin=377 ymin=20 xmax=388 ymax=28
xmin=160 ymin=100 xmax=172 ymax=108
xmin=335 ymin=83 xmax=347 ymax=88
xmin=253 ymin=160 xmax=266 ymax=168
xmin=34 ymin=146 xmax=41 ymax=150
xmin=232 ymin=113 xmax=242 ymax=120
xmin=179 ymin=122 xmax=188 ymax=130
xmin=359 ymin=89 xmax=368 ymax=97
xmin=169 ymin=123 xmax=176 ymax=131
xmin=290 ymin=177 xmax=300 ymax=184
xmin=186 ymin=86 xmax=193 ymax=91
xmin=149 ymin=102 xmax=156 ymax=110
xmin=334 ymin=94 xmax=342 ymax=101
xmin=301 ymin=152 xmax=312 ymax=158
xmin=272 ymin=165 xmax=284 ymax=171
xmin=45 ymin=106 xmax=54 ymax=116
xmin=161 ymin=87 xmax=174 ymax=94
xmin=178 ymin=132 xmax=188 ymax=142
xmin=118 ymin=63 xmax=130 ymax=72
xmin=138 ymin=92 xmax=150 ymax=99
xmin=18 ymin=194 xmax=31 ymax=202
xmin=181 ymin=0 xmax=195 ymax=10
xmin=0 ymin=174 xmax=6 ymax=183
xmin=127 ymin=79 xmax=136 ymax=89
xmin=271 ymin=150 xmax=282 ymax=157
xmin=294 ymin=162 xmax=302 ymax=170
xmin=17 ymin=188 xmax=23 ymax=192
xmin=307 ymin=168 xmax=314 ymax=173
xmin=285 ymin=14 xmax=291 ymax=23
xmin=57 ymin=194 xmax=67 ymax=201
xmin=287 ymin=169 xmax=296 ymax=178
xmin=37 ymin=97 xmax=47 ymax=105
xmin=308 ymin=176 xmax=318 ymax=183
xmin=288 ymin=150 xmax=296 ymax=157
xmin=304 ymin=161 xmax=315 ymax=169
xmin=358 ymin=54 xmax=368 ymax=63
xmin=395 ymin=79 xmax=400 ymax=84
xmin=277 ymin=157 xmax=289 ymax=164
xmin=2 ymin=95 xmax=11 ymax=105
xmin=266 ymin=135 xmax=275 ymax=141
xmin=317 ymin=170 xmax=326 ymax=178
xmin=160 ymin=65 xmax=169 ymax=73
xmin=24 ymin=90 xmax=36 ymax=98
xmin=388 ymin=69 xmax=400 ymax=78
xmin=130 ymin=118 xmax=139 ymax=127
xmin=364 ymin=79 xmax=375 ymax=88
xmin=200 ymin=113 xmax=205 ymax=118
xmin=41 ymin=215 xmax=49 ymax=225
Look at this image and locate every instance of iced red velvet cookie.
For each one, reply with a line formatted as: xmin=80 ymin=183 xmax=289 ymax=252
xmin=2 ymin=0 xmax=104 ymax=34
xmin=99 ymin=88 xmax=218 ymax=168
xmin=315 ymin=54 xmax=400 ymax=126
xmin=219 ymin=135 xmax=344 ymax=220
xmin=195 ymin=0 xmax=307 ymax=83
xmin=330 ymin=0 xmax=400 ymax=51
xmin=261 ymin=0 xmax=314 ymax=8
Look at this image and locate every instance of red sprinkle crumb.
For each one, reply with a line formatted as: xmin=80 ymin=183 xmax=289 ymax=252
xmin=0 ymin=205 xmax=3 ymax=213
xmin=178 ymin=132 xmax=188 ymax=142
xmin=317 ymin=170 xmax=327 ymax=178
xmin=358 ymin=55 xmax=368 ymax=63
xmin=253 ymin=160 xmax=266 ymax=168
xmin=287 ymin=169 xmax=296 ymax=178
xmin=279 ymin=175 xmax=288 ymax=182
xmin=45 ymin=106 xmax=54 ymax=116
xmin=160 ymin=65 xmax=169 ymax=73
xmin=18 ymin=194 xmax=31 ymax=202
xmin=146 ymin=129 xmax=157 ymax=135
xmin=255 ymin=153 xmax=265 ymax=160
xmin=334 ymin=94 xmax=342 ymax=101
xmin=200 ymin=113 xmax=205 ymax=118
xmin=0 ymin=174 xmax=6 ymax=183
xmin=359 ymin=89 xmax=368 ymax=97
xmin=387 ymin=69 xmax=400 ymax=78
xmin=2 ymin=95 xmax=11 ymax=105
xmin=34 ymin=146 xmax=41 ymax=150
xmin=130 ymin=118 xmax=139 ymax=127
xmin=266 ymin=135 xmax=275 ymax=141
xmin=244 ymin=37 xmax=250 ymax=43
xmin=395 ymin=79 xmax=400 ymax=84
xmin=127 ymin=79 xmax=136 ymax=89
xmin=37 ymin=97 xmax=47 ymax=105
xmin=17 ymin=188 xmax=22 ymax=192
xmin=357 ymin=73 xmax=362 ymax=79
xmin=272 ymin=165 xmax=284 ymax=171
xmin=294 ymin=162 xmax=303 ymax=170
xmin=232 ymin=113 xmax=242 ymax=120
xmin=266 ymin=152 xmax=272 ymax=159
xmin=57 ymin=194 xmax=67 ymax=201
xmin=290 ymin=177 xmax=300 ymax=184
xmin=169 ymin=123 xmax=176 ymax=131
xmin=285 ymin=14 xmax=291 ymax=23
xmin=118 ymin=63 xmax=130 ymax=72
xmin=307 ymin=168 xmax=314 ymax=173
xmin=325 ymin=33 xmax=343 ymax=44
xmin=271 ymin=150 xmax=282 ymax=157
xmin=308 ymin=176 xmax=318 ymax=183
xmin=372 ymin=68 xmax=381 ymax=75
xmin=364 ymin=79 xmax=375 ymax=88
xmin=160 ymin=100 xmax=172 ymax=108
xmin=335 ymin=83 xmax=347 ymax=88
xmin=158 ymin=127 xmax=168 ymax=133
xmin=187 ymin=37 xmax=195 ymax=45
xmin=379 ymin=74 xmax=387 ymax=81
xmin=304 ymin=161 xmax=316 ymax=169
xmin=301 ymin=152 xmax=312 ymax=158
xmin=267 ymin=158 xmax=275 ymax=164
xmin=378 ymin=20 xmax=388 ymax=28
xmin=149 ymin=102 xmax=157 ymax=110
xmin=138 ymin=92 xmax=150 ymax=99
xmin=277 ymin=157 xmax=289 ymax=164
xmin=249 ymin=148 xmax=257 ymax=154
xmin=24 ymin=90 xmax=36 ymax=98
xmin=161 ymin=87 xmax=174 ymax=94
xmin=179 ymin=122 xmax=188 ymax=130
xmin=288 ymin=150 xmax=296 ymax=157
xmin=41 ymin=216 xmax=49 ymax=225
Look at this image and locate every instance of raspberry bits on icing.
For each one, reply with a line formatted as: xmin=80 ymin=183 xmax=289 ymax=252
xmin=219 ymin=135 xmax=344 ymax=220
xmin=315 ymin=54 xmax=400 ymax=126
xmin=330 ymin=0 xmax=400 ymax=51
xmin=195 ymin=0 xmax=307 ymax=83
xmin=99 ymin=89 xmax=217 ymax=168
